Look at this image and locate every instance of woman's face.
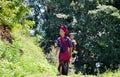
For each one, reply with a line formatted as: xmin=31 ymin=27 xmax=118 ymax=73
xmin=70 ymin=35 xmax=74 ymax=40
xmin=60 ymin=29 xmax=65 ymax=37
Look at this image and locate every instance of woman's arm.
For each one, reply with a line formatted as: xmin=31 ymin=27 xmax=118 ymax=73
xmin=69 ymin=47 xmax=73 ymax=58
xmin=73 ymin=40 xmax=77 ymax=51
xmin=55 ymin=47 xmax=60 ymax=56
xmin=55 ymin=38 xmax=60 ymax=56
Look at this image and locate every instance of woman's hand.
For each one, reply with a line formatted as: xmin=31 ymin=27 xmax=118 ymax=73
xmin=55 ymin=47 xmax=60 ymax=56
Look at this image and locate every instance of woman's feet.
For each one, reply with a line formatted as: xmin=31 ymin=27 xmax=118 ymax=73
xmin=57 ymin=74 xmax=62 ymax=76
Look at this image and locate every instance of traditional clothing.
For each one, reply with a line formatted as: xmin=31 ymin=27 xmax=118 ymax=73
xmin=57 ymin=36 xmax=72 ymax=64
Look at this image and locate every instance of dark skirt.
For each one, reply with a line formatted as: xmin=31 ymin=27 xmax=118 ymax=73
xmin=58 ymin=60 xmax=69 ymax=75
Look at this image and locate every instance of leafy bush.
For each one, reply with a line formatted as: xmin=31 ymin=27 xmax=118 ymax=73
xmin=0 ymin=29 xmax=57 ymax=77
xmin=40 ymin=0 xmax=120 ymax=74
xmin=0 ymin=0 xmax=34 ymax=29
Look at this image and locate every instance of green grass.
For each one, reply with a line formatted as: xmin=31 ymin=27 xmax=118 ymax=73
xmin=0 ymin=29 xmax=120 ymax=77
xmin=0 ymin=29 xmax=57 ymax=77
xmin=97 ymin=69 xmax=120 ymax=77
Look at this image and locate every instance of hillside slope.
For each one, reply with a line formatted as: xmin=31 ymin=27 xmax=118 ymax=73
xmin=0 ymin=29 xmax=57 ymax=77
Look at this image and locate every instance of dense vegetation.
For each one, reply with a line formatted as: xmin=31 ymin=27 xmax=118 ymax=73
xmin=0 ymin=0 xmax=57 ymax=77
xmin=40 ymin=0 xmax=120 ymax=74
xmin=0 ymin=0 xmax=120 ymax=77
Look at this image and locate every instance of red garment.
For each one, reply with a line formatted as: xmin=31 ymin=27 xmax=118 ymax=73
xmin=57 ymin=37 xmax=72 ymax=64
xmin=59 ymin=49 xmax=70 ymax=64
xmin=72 ymin=42 xmax=75 ymax=50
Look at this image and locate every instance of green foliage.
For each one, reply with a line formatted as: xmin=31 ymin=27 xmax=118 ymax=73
xmin=0 ymin=0 xmax=34 ymax=29
xmin=0 ymin=29 xmax=57 ymax=77
xmin=0 ymin=60 xmax=26 ymax=77
xmin=87 ymin=4 xmax=120 ymax=64
xmin=0 ymin=0 xmax=57 ymax=76
xmin=0 ymin=40 xmax=20 ymax=62
xmin=1 ymin=0 xmax=120 ymax=76
xmin=40 ymin=0 xmax=120 ymax=74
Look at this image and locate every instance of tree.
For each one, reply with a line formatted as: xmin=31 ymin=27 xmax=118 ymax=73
xmin=40 ymin=0 xmax=120 ymax=74
xmin=0 ymin=0 xmax=34 ymax=29
xmin=24 ymin=0 xmax=45 ymax=36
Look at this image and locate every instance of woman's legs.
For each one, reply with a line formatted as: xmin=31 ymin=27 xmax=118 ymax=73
xmin=58 ymin=64 xmax=62 ymax=76
xmin=59 ymin=65 xmax=62 ymax=75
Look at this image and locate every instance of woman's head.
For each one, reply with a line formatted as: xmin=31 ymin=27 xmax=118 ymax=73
xmin=69 ymin=32 xmax=76 ymax=40
xmin=60 ymin=25 xmax=68 ymax=37
xmin=70 ymin=34 xmax=75 ymax=40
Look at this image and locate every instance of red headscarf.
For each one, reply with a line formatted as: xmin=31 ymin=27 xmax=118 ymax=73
xmin=60 ymin=25 xmax=68 ymax=35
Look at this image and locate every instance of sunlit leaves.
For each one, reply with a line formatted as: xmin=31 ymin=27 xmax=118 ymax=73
xmin=0 ymin=0 xmax=33 ymax=29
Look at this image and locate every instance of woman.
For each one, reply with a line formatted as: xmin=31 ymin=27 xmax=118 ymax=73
xmin=55 ymin=25 xmax=72 ymax=76
xmin=69 ymin=32 xmax=78 ymax=63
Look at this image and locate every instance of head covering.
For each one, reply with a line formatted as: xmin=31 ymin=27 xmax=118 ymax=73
xmin=60 ymin=25 xmax=68 ymax=35
xmin=69 ymin=32 xmax=77 ymax=35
